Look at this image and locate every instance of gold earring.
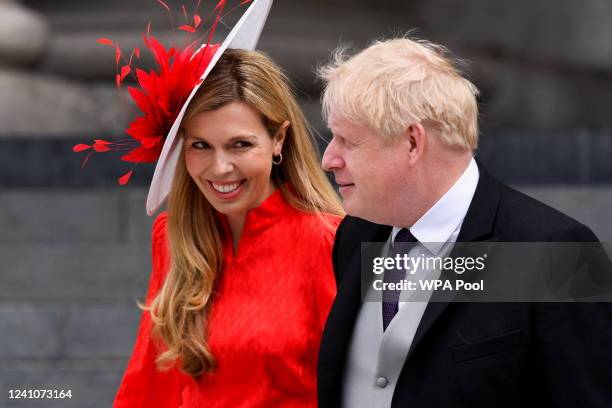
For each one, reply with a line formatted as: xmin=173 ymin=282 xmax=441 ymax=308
xmin=272 ymin=153 xmax=283 ymax=165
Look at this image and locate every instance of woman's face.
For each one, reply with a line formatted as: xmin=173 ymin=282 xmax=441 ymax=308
xmin=183 ymin=101 xmax=286 ymax=218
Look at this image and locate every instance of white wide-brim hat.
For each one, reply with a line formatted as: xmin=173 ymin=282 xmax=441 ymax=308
xmin=146 ymin=0 xmax=273 ymax=216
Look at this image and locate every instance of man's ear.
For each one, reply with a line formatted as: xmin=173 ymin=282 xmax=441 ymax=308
xmin=402 ymin=122 xmax=427 ymax=163
xmin=273 ymin=120 xmax=290 ymax=155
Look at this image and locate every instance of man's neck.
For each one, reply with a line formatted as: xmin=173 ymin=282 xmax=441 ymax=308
xmin=397 ymin=153 xmax=473 ymax=227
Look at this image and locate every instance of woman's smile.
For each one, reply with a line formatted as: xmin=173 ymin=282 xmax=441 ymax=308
xmin=208 ymin=179 xmax=246 ymax=199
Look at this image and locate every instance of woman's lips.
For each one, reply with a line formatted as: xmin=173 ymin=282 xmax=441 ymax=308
xmin=208 ymin=180 xmax=246 ymax=200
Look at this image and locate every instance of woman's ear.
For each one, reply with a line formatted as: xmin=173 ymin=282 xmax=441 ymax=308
xmin=273 ymin=120 xmax=290 ymax=155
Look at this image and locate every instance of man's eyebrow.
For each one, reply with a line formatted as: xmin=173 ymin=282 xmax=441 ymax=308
xmin=329 ymin=128 xmax=344 ymax=138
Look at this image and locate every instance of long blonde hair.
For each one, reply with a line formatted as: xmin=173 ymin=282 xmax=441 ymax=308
xmin=147 ymin=48 xmax=343 ymax=378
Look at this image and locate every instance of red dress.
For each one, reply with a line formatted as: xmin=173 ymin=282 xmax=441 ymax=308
xmin=113 ymin=189 xmax=340 ymax=407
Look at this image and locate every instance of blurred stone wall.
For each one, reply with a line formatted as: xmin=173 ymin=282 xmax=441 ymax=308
xmin=5 ymin=0 xmax=612 ymax=134
xmin=1 ymin=1 xmax=611 ymax=407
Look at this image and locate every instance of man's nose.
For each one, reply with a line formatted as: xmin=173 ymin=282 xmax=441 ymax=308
xmin=322 ymin=139 xmax=344 ymax=171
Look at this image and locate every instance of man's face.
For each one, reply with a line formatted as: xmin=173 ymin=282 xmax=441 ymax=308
xmin=322 ymin=115 xmax=409 ymax=223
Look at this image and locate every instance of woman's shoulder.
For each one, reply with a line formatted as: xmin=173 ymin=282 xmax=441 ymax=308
xmin=152 ymin=211 xmax=168 ymax=238
xmin=147 ymin=212 xmax=170 ymax=303
xmin=151 ymin=211 xmax=169 ymax=261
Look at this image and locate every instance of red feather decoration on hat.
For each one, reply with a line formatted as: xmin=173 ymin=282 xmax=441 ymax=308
xmin=72 ymin=0 xmax=253 ymax=185
xmin=120 ymin=36 xmax=219 ymax=165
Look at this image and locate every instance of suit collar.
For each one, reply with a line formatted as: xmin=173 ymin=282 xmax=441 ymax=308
xmin=456 ymin=160 xmax=500 ymax=242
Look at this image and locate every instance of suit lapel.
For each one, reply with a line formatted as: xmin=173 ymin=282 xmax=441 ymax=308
xmin=406 ymin=163 xmax=501 ymax=357
xmin=320 ymin=217 xmax=391 ymax=386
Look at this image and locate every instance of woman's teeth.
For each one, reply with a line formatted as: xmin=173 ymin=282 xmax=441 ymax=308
xmin=211 ymin=182 xmax=241 ymax=193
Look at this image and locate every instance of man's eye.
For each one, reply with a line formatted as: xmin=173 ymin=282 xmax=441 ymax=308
xmin=335 ymin=135 xmax=348 ymax=145
xmin=337 ymin=136 xmax=353 ymax=147
xmin=192 ymin=141 xmax=210 ymax=149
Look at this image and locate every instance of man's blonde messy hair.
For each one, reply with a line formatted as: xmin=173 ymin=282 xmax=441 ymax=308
xmin=318 ymin=35 xmax=480 ymax=150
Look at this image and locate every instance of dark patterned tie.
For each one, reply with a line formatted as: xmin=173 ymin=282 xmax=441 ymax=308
xmin=382 ymin=228 xmax=418 ymax=331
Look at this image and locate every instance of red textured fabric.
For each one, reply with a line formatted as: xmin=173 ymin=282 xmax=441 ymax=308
xmin=113 ymin=189 xmax=340 ymax=407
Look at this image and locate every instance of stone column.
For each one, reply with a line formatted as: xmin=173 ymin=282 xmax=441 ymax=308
xmin=0 ymin=0 xmax=49 ymax=67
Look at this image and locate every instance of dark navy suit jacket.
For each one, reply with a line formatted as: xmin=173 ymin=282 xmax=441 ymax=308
xmin=318 ymin=163 xmax=612 ymax=408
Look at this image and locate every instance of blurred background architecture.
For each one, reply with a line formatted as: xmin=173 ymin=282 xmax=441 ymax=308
xmin=1 ymin=0 xmax=611 ymax=406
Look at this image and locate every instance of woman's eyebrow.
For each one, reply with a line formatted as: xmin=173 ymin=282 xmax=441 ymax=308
xmin=227 ymin=134 xmax=258 ymax=143
xmin=184 ymin=134 xmax=208 ymax=142
xmin=183 ymin=134 xmax=259 ymax=144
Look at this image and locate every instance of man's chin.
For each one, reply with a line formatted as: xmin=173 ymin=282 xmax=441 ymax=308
xmin=342 ymin=195 xmax=384 ymax=222
xmin=341 ymin=200 xmax=365 ymax=219
xmin=344 ymin=204 xmax=393 ymax=225
xmin=338 ymin=184 xmax=355 ymax=196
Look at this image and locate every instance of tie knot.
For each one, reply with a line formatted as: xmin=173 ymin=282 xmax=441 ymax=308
xmin=394 ymin=228 xmax=418 ymax=244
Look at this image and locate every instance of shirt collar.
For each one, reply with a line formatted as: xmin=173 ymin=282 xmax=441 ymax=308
xmin=392 ymin=158 xmax=479 ymax=254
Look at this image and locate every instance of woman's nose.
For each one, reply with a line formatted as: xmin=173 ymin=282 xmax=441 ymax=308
xmin=211 ymin=152 xmax=234 ymax=175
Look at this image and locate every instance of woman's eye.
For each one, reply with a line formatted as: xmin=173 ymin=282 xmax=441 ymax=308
xmin=234 ymin=141 xmax=252 ymax=149
xmin=191 ymin=141 xmax=210 ymax=149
